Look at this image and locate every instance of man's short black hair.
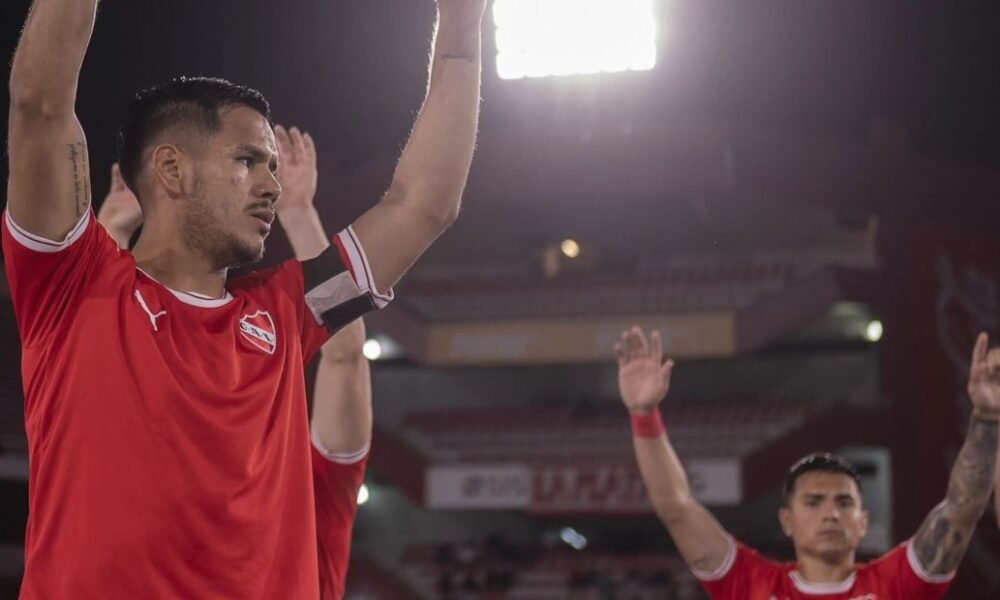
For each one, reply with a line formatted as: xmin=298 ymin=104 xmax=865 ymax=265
xmin=117 ymin=76 xmax=272 ymax=193
xmin=782 ymin=452 xmax=862 ymax=506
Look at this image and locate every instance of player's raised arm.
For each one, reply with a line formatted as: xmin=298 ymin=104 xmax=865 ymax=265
xmin=8 ymin=0 xmax=100 ymax=240
xmin=616 ymin=327 xmax=734 ymax=575
xmin=311 ymin=319 xmax=372 ymax=462
xmin=350 ymin=0 xmax=485 ymax=293
xmin=911 ymin=333 xmax=1000 ymax=575
xmin=273 ymin=124 xmax=373 ymax=457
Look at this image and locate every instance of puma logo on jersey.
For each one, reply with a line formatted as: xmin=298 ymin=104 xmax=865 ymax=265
xmin=134 ymin=290 xmax=167 ymax=332
xmin=239 ymin=311 xmax=277 ymax=354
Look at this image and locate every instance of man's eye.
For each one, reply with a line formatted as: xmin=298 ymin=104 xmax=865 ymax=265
xmin=238 ymin=157 xmax=254 ymax=167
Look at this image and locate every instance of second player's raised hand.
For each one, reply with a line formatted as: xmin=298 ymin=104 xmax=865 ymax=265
xmin=968 ymin=333 xmax=1000 ymax=420
xmin=274 ymin=125 xmax=318 ymax=213
xmin=615 ymin=327 xmax=675 ymax=415
xmin=96 ymin=163 xmax=143 ymax=247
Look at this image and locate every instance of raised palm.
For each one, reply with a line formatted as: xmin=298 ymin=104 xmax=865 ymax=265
xmin=274 ymin=125 xmax=318 ymax=212
xmin=615 ymin=327 xmax=674 ymax=414
xmin=96 ymin=163 xmax=143 ymax=242
xmin=968 ymin=333 xmax=1000 ymax=418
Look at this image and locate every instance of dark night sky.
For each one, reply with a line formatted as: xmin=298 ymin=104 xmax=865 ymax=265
xmin=3 ymin=0 xmax=1000 ymax=221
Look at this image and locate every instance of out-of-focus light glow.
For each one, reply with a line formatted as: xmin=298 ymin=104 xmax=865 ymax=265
xmin=560 ymin=239 xmax=581 ymax=259
xmin=494 ymin=0 xmax=658 ymax=80
xmin=362 ymin=339 xmax=382 ymax=361
xmin=357 ymin=483 xmax=370 ymax=505
xmin=865 ymin=320 xmax=883 ymax=343
xmin=559 ymin=527 xmax=588 ymax=550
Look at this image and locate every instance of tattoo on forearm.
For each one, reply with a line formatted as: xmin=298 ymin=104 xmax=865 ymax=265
xmin=68 ymin=142 xmax=90 ymax=218
xmin=913 ymin=416 xmax=999 ymax=574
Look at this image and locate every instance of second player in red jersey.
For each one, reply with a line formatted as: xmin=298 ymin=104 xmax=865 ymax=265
xmin=614 ymin=327 xmax=1000 ymax=600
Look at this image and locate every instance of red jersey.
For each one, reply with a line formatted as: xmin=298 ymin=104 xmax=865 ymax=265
xmin=2 ymin=210 xmax=390 ymax=599
xmin=311 ymin=438 xmax=368 ymax=600
xmin=696 ymin=538 xmax=953 ymax=600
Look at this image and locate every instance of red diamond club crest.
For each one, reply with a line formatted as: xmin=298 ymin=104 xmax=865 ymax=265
xmin=239 ymin=311 xmax=277 ymax=355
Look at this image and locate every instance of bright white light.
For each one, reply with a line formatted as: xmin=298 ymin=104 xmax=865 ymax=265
xmin=494 ymin=0 xmax=658 ymax=80
xmin=865 ymin=320 xmax=883 ymax=343
xmin=357 ymin=483 xmax=370 ymax=505
xmin=560 ymin=239 xmax=581 ymax=259
xmin=559 ymin=527 xmax=588 ymax=550
xmin=362 ymin=339 xmax=382 ymax=361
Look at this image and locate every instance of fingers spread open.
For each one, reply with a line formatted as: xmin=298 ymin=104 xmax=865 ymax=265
xmin=624 ymin=327 xmax=646 ymax=361
xmin=110 ymin=163 xmax=124 ymax=191
xmin=972 ymin=332 xmax=989 ymax=367
xmin=289 ymin=127 xmax=305 ymax=163
xmin=274 ymin=125 xmax=292 ymax=159
xmin=650 ymin=330 xmax=663 ymax=365
xmin=614 ymin=342 xmax=628 ymax=366
xmin=303 ymin=133 xmax=317 ymax=163
xmin=660 ymin=358 xmax=675 ymax=381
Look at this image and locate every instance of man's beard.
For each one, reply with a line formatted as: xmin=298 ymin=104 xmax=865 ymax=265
xmin=182 ymin=187 xmax=266 ymax=271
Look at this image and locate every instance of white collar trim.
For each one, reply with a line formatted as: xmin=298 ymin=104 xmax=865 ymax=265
xmin=788 ymin=570 xmax=856 ymax=594
xmin=136 ymin=268 xmax=233 ymax=308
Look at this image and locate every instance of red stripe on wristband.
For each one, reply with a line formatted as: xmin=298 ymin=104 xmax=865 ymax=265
xmin=630 ymin=409 xmax=665 ymax=438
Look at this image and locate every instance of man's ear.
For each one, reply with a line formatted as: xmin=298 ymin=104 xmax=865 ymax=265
xmin=150 ymin=144 xmax=193 ymax=197
xmin=778 ymin=506 xmax=794 ymax=537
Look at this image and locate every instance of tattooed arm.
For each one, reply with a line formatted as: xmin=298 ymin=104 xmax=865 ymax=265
xmin=912 ymin=333 xmax=1000 ymax=574
xmin=7 ymin=0 xmax=99 ymax=240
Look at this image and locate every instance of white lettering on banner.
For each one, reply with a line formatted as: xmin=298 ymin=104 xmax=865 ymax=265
xmin=531 ymin=460 xmax=741 ymax=512
xmin=531 ymin=464 xmax=650 ymax=513
xmin=424 ymin=460 xmax=741 ymax=511
xmin=425 ymin=465 xmax=532 ymax=509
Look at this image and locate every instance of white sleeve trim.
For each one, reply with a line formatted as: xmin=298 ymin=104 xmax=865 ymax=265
xmin=692 ymin=535 xmax=737 ymax=581
xmin=5 ymin=210 xmax=90 ymax=253
xmin=337 ymin=226 xmax=394 ymax=308
xmin=311 ymin=429 xmax=370 ymax=465
xmin=905 ymin=538 xmax=956 ymax=584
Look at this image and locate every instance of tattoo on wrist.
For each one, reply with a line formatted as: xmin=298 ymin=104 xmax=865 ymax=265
xmin=913 ymin=417 xmax=998 ymax=574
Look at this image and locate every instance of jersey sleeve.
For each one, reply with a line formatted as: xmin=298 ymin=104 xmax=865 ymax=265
xmin=312 ymin=443 xmax=368 ymax=600
xmin=1 ymin=210 xmax=121 ymax=347
xmin=875 ymin=540 xmax=953 ymax=599
xmin=694 ymin=538 xmax=783 ymax=599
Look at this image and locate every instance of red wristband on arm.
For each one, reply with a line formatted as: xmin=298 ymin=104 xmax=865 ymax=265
xmin=630 ymin=409 xmax=665 ymax=438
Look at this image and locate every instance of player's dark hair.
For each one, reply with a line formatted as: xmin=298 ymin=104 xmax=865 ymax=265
xmin=117 ymin=76 xmax=272 ymax=193
xmin=782 ymin=452 xmax=862 ymax=506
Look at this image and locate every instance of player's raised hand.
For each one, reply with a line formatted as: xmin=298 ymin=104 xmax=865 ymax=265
xmin=274 ymin=125 xmax=318 ymax=213
xmin=96 ymin=164 xmax=143 ymax=248
xmin=968 ymin=332 xmax=1000 ymax=420
xmin=616 ymin=327 xmax=675 ymax=415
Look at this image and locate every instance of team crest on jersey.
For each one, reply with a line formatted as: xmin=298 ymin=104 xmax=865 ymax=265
xmin=239 ymin=311 xmax=277 ymax=355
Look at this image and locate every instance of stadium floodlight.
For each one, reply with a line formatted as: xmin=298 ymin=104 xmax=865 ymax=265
xmin=362 ymin=339 xmax=383 ymax=361
xmin=559 ymin=527 xmax=588 ymax=550
xmin=493 ymin=0 xmax=658 ymax=80
xmin=865 ymin=320 xmax=883 ymax=343
xmin=560 ymin=239 xmax=581 ymax=259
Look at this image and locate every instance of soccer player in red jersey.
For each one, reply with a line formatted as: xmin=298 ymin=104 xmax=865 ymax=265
xmin=99 ymin=124 xmax=370 ymax=599
xmin=5 ymin=0 xmax=485 ymax=596
xmin=272 ymin=126 xmax=373 ymax=600
xmin=616 ymin=327 xmax=1000 ymax=600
